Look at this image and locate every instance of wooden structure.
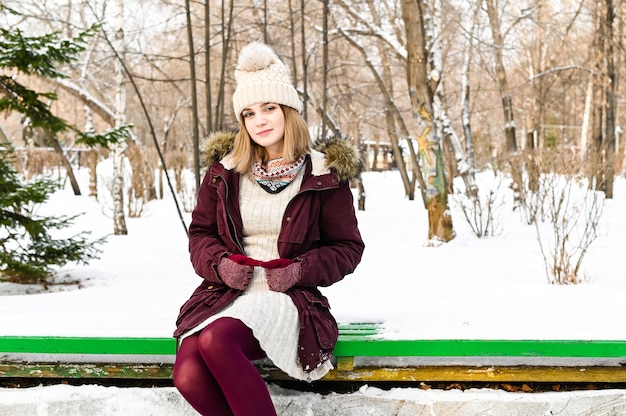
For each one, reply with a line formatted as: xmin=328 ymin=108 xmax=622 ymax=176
xmin=2 ymin=323 xmax=626 ymax=383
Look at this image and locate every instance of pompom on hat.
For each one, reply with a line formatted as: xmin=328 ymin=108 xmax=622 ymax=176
xmin=233 ymin=42 xmax=302 ymax=122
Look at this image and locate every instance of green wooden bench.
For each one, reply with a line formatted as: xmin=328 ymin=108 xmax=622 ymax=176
xmin=2 ymin=323 xmax=626 ymax=383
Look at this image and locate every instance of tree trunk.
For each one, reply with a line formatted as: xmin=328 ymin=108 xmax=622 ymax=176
xmin=337 ymin=26 xmax=421 ymax=201
xmin=366 ymin=0 xmax=421 ymax=200
xmin=287 ymin=0 xmax=298 ymax=87
xmin=300 ymin=0 xmax=308 ymax=121
xmin=590 ymin=1 xmax=605 ymax=189
xmin=88 ymin=149 xmax=98 ymax=198
xmin=603 ymin=0 xmax=616 ymax=198
xmin=321 ymin=0 xmax=329 ymax=140
xmin=215 ymin=0 xmax=234 ymax=127
xmin=429 ymin=0 xmax=477 ymax=197
xmin=205 ymin=1 xmax=212 ymax=133
xmin=0 ymin=124 xmax=9 ymax=144
xmin=357 ymin=177 xmax=365 ymax=211
xmin=112 ymin=0 xmax=128 ymax=235
xmin=263 ymin=0 xmax=268 ymax=43
xmin=580 ymin=76 xmax=593 ymax=160
xmin=48 ymin=132 xmax=81 ymax=196
xmin=485 ymin=0 xmax=518 ymax=154
xmin=185 ymin=0 xmax=200 ymax=193
xmin=401 ymin=0 xmax=454 ymax=243
xmin=461 ymin=0 xmax=481 ymax=171
xmin=82 ymin=106 xmax=98 ymax=198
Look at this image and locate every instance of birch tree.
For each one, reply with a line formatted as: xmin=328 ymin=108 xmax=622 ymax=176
xmin=430 ymin=0 xmax=477 ymax=197
xmin=111 ymin=0 xmax=128 ymax=235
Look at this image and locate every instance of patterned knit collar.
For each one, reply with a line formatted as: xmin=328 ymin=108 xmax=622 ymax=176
xmin=250 ymin=154 xmax=306 ymax=194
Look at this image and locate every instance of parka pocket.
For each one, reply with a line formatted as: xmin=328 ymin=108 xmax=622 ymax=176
xmin=301 ymin=289 xmax=338 ymax=350
xmin=175 ymin=284 xmax=228 ymax=327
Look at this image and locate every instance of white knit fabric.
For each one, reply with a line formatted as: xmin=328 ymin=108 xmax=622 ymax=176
xmin=181 ymin=168 xmax=333 ymax=381
xmin=232 ymin=42 xmax=302 ymax=121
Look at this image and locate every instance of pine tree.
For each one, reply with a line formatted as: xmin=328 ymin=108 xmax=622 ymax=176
xmin=0 ymin=22 xmax=131 ymax=147
xmin=0 ymin=144 xmax=104 ymax=283
xmin=0 ymin=11 xmax=127 ymax=283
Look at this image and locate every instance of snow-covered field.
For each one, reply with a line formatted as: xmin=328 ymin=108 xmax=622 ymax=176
xmin=2 ymin=168 xmax=624 ymax=341
xmin=2 ymin=167 xmax=625 ymax=414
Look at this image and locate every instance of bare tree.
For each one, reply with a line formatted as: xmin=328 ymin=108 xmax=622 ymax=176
xmin=321 ymin=0 xmax=329 ymax=140
xmin=205 ymin=1 xmax=213 ymax=133
xmin=603 ymin=0 xmax=617 ymax=198
xmin=185 ymin=0 xmax=201 ymax=193
xmin=460 ymin=0 xmax=482 ymax=171
xmin=337 ymin=27 xmax=423 ymax=202
xmin=300 ymin=0 xmax=309 ymax=121
xmin=334 ymin=0 xmax=423 ymax=201
xmin=214 ymin=0 xmax=234 ymax=128
xmin=484 ymin=0 xmax=518 ymax=154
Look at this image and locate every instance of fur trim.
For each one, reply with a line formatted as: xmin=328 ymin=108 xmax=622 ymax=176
xmin=314 ymin=137 xmax=361 ymax=181
xmin=201 ymin=131 xmax=361 ymax=181
xmin=200 ymin=130 xmax=236 ymax=166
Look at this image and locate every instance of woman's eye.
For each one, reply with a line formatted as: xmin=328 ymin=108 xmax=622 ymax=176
xmin=243 ymin=111 xmax=254 ymax=118
xmin=264 ymin=105 xmax=275 ymax=112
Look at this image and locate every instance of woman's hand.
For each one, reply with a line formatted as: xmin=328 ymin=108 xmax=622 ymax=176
xmin=217 ymin=256 xmax=254 ymax=290
xmin=265 ymin=261 xmax=301 ymax=292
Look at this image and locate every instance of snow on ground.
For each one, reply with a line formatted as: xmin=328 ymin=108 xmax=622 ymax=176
xmin=1 ymin=168 xmax=625 ymax=414
xmin=2 ymin=169 xmax=624 ymax=341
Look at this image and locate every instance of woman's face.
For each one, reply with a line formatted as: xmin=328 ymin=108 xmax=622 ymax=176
xmin=242 ymin=103 xmax=286 ymax=160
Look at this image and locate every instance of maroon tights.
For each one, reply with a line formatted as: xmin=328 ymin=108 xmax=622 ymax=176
xmin=173 ymin=317 xmax=277 ymax=416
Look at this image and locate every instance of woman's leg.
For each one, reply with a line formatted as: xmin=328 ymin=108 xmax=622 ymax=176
xmin=173 ymin=335 xmax=233 ymax=416
xmin=197 ymin=317 xmax=277 ymax=416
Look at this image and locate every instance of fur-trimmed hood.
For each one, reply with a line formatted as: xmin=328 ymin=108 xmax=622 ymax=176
xmin=200 ymin=130 xmax=361 ymax=181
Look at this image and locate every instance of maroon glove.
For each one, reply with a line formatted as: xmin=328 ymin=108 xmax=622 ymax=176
xmin=217 ymin=256 xmax=254 ymax=290
xmin=265 ymin=261 xmax=301 ymax=292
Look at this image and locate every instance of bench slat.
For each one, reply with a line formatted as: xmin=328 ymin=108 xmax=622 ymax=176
xmin=4 ymin=362 xmax=626 ymax=383
xmin=333 ymin=339 xmax=626 ymax=358
xmin=0 ymin=336 xmax=175 ymax=355
xmin=2 ymin=336 xmax=626 ymax=358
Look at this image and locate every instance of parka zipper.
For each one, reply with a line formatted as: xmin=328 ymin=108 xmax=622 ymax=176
xmin=215 ymin=172 xmax=246 ymax=254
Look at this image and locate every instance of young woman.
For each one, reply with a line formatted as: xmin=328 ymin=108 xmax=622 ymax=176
xmin=172 ymin=42 xmax=364 ymax=416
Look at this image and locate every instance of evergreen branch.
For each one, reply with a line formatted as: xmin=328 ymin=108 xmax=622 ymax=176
xmin=0 ymin=25 xmax=100 ymax=78
xmin=75 ymin=124 xmax=133 ymax=149
xmin=0 ymin=75 xmax=67 ymax=133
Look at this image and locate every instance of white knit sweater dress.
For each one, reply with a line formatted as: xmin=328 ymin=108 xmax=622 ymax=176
xmin=180 ymin=169 xmax=333 ymax=381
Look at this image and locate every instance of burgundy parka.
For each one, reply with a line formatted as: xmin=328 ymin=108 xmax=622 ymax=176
xmin=173 ymin=131 xmax=365 ymax=374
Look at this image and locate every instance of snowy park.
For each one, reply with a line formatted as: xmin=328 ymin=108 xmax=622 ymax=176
xmin=2 ymin=168 xmax=626 ymax=415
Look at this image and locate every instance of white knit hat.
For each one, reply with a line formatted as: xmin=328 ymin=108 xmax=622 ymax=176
xmin=232 ymin=42 xmax=302 ymax=122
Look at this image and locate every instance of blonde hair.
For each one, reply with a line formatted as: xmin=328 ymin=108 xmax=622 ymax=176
xmin=231 ymin=105 xmax=312 ymax=173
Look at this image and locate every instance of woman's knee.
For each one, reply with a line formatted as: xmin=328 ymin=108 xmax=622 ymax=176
xmin=173 ymin=336 xmax=204 ymax=392
xmin=173 ymin=360 xmax=198 ymax=393
xmin=197 ymin=318 xmax=243 ymax=356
